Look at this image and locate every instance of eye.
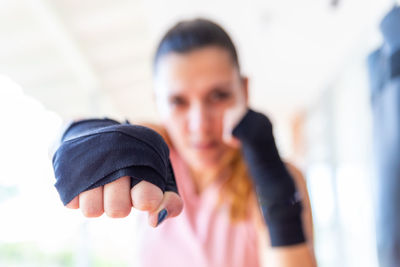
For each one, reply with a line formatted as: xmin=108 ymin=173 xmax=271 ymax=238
xmin=169 ymin=96 xmax=187 ymax=107
xmin=209 ymin=89 xmax=232 ymax=102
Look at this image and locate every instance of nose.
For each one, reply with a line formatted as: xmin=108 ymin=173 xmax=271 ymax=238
xmin=187 ymin=102 xmax=212 ymax=135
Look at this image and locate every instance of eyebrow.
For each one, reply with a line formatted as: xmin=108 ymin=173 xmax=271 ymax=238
xmin=166 ymin=81 xmax=234 ymax=99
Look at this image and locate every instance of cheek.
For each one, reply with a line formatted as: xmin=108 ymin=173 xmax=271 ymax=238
xmin=162 ymin=112 xmax=187 ymax=143
xmin=211 ymin=108 xmax=225 ymax=134
xmin=210 ymin=102 xmax=235 ymax=133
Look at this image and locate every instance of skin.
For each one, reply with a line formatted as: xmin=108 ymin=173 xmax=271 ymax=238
xmin=65 ymin=46 xmax=316 ymax=266
xmin=153 ymin=46 xmax=248 ymax=192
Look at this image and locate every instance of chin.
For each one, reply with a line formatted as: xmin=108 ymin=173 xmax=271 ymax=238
xmin=194 ymin=159 xmax=219 ymax=169
xmin=189 ymin=150 xmax=224 ymax=170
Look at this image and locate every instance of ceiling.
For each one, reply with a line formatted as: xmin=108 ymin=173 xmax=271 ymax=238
xmin=0 ymin=0 xmax=394 ymax=121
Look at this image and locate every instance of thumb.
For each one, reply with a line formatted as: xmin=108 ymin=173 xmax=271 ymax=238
xmin=148 ymin=191 xmax=183 ymax=227
xmin=131 ymin=180 xmax=163 ymax=212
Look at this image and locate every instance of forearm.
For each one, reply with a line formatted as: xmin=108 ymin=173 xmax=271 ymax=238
xmin=267 ymin=243 xmax=316 ymax=267
xmin=232 ymin=109 xmax=320 ymax=265
xmin=232 ymin=109 xmax=305 ymax=247
xmin=266 ymin=164 xmax=317 ymax=267
xmin=231 ymin=109 xmax=317 ymax=264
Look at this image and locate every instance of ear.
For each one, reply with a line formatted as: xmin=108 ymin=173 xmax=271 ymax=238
xmin=241 ymin=76 xmax=249 ymax=105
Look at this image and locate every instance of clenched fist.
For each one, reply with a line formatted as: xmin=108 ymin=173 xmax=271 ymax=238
xmin=52 ymin=118 xmax=183 ymax=227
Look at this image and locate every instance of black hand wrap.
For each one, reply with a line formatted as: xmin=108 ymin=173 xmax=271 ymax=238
xmin=232 ymin=109 xmax=305 ymax=247
xmin=52 ymin=118 xmax=178 ymax=206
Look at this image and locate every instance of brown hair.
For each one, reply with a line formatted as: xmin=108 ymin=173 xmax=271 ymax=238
xmin=215 ymin=146 xmax=257 ymax=222
xmin=153 ymin=18 xmax=240 ymax=73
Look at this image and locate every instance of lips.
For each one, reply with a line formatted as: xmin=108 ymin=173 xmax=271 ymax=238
xmin=192 ymin=141 xmax=218 ymax=150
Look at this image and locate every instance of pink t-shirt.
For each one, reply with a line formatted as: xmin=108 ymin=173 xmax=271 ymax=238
xmin=135 ymin=148 xmax=262 ymax=267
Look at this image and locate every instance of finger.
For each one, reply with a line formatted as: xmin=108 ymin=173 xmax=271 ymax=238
xmin=131 ymin=180 xmax=163 ymax=212
xmin=66 ymin=195 xmax=79 ymax=209
xmin=104 ymin=176 xmax=132 ymax=218
xmin=148 ymin=191 xmax=183 ymax=227
xmin=79 ymin=186 xmax=104 ymax=217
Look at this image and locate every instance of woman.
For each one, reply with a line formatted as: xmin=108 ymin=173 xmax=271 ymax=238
xmin=52 ymin=19 xmax=316 ymax=267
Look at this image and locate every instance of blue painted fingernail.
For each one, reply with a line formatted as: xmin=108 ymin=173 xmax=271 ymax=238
xmin=157 ymin=209 xmax=168 ymax=226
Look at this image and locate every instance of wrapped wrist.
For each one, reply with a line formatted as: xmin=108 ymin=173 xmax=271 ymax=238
xmin=232 ymin=108 xmax=306 ymax=246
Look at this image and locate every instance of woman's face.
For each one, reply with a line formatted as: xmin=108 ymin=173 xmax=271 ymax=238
xmin=154 ymin=46 xmax=248 ymax=171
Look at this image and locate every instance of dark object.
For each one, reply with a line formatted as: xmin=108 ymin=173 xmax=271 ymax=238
xmin=331 ymin=0 xmax=340 ymax=8
xmin=232 ymin=109 xmax=305 ymax=247
xmin=368 ymin=6 xmax=400 ymax=267
xmin=52 ymin=118 xmax=178 ymax=206
xmin=157 ymin=209 xmax=168 ymax=226
xmin=380 ymin=6 xmax=400 ymax=55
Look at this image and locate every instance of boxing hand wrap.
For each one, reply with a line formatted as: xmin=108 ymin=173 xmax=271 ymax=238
xmin=52 ymin=118 xmax=178 ymax=206
xmin=232 ymin=109 xmax=305 ymax=247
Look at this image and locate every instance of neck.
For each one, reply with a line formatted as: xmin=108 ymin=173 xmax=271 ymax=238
xmin=189 ymin=166 xmax=215 ymax=194
xmin=189 ymin=164 xmax=230 ymax=195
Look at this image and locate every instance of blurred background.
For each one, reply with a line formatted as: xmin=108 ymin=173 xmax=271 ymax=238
xmin=0 ymin=0 xmax=398 ymax=266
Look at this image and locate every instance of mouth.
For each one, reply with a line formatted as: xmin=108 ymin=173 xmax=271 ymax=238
xmin=192 ymin=141 xmax=218 ymax=150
